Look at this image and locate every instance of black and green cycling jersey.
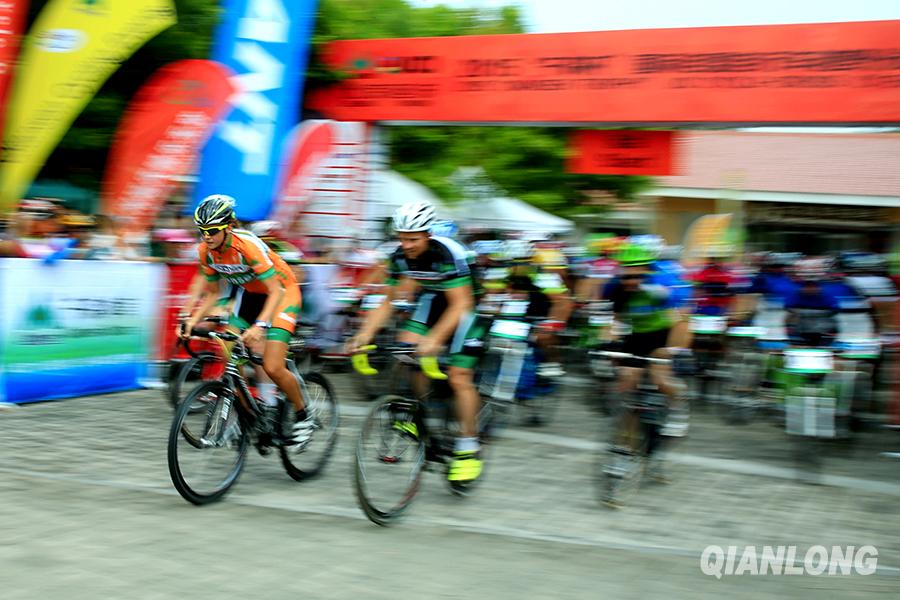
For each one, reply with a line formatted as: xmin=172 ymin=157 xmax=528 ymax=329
xmin=388 ymin=236 xmax=485 ymax=369
xmin=386 ymin=236 xmax=480 ymax=295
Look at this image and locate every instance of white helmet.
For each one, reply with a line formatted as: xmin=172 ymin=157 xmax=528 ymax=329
xmin=393 ymin=201 xmax=436 ymax=233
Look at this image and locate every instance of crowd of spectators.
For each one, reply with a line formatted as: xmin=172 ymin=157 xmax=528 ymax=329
xmin=0 ymin=196 xmax=363 ymax=265
xmin=0 ymin=198 xmax=147 ymax=261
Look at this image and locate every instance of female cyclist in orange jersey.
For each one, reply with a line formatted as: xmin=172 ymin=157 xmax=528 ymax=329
xmin=178 ymin=195 xmax=315 ymax=447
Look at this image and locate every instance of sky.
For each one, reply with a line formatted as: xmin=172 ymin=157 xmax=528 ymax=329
xmin=411 ymin=0 xmax=900 ymax=33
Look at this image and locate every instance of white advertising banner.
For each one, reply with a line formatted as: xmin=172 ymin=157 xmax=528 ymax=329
xmin=0 ymin=259 xmax=166 ymax=403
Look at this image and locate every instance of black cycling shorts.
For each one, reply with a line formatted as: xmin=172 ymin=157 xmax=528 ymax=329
xmin=622 ymin=328 xmax=670 ymax=361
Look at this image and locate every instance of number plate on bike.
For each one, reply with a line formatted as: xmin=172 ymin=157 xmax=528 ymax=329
xmin=500 ymin=301 xmax=530 ymax=316
xmin=534 ymin=273 xmax=564 ymax=291
xmin=332 ymin=288 xmax=357 ymax=304
xmin=490 ymin=319 xmax=531 ymax=340
xmin=727 ymin=326 xmax=765 ymax=338
xmin=484 ymin=268 xmax=510 ymax=282
xmin=589 ymin=314 xmax=614 ymax=326
xmin=784 ymin=349 xmax=834 ymax=373
xmin=840 ymin=339 xmax=881 ymax=358
xmin=361 ymin=294 xmax=385 ymax=310
xmin=689 ymin=315 xmax=727 ymax=334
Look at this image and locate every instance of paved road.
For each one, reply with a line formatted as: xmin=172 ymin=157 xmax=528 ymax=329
xmin=2 ymin=372 xmax=899 ymax=599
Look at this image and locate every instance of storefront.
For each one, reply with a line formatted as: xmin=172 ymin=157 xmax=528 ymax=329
xmin=641 ymin=131 xmax=900 ymax=252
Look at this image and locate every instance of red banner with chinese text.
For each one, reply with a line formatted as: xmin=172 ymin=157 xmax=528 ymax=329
xmin=308 ymin=20 xmax=900 ymax=125
xmin=567 ymin=130 xmax=677 ymax=175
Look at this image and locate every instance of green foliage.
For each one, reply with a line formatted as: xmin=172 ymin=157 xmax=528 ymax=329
xmin=307 ymin=0 xmax=526 ymax=92
xmin=390 ymin=125 xmax=651 ymax=217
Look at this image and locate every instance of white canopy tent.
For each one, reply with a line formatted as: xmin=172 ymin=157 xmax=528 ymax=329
xmin=360 ymin=170 xmax=453 ymax=241
xmin=367 ymin=170 xmax=452 ymax=217
xmin=360 ymin=170 xmax=573 ymax=240
xmin=449 ymin=197 xmax=574 ymax=235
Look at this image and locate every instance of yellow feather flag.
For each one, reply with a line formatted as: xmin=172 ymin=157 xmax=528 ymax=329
xmin=0 ymin=0 xmax=176 ymax=210
xmin=682 ymin=213 xmax=733 ymax=267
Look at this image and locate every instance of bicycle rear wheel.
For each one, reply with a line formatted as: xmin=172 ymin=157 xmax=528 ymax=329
xmin=279 ymin=371 xmax=339 ymax=481
xmin=354 ymin=395 xmax=426 ymax=526
xmin=168 ymin=381 xmax=248 ymax=505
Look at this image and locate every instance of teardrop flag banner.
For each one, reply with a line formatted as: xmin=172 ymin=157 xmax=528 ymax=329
xmin=0 ymin=0 xmax=176 ymax=211
xmin=102 ymin=59 xmax=237 ymax=234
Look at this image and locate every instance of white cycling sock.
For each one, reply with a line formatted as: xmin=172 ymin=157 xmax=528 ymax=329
xmin=259 ymin=383 xmax=278 ymax=407
xmin=455 ymin=436 xmax=480 ymax=453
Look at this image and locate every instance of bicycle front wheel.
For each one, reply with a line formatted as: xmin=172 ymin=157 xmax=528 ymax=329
xmin=279 ymin=371 xmax=340 ymax=481
xmin=168 ymin=354 xmax=225 ymax=410
xmin=168 ymin=381 xmax=248 ymax=505
xmin=354 ymin=395 xmax=426 ymax=526
xmin=598 ymin=407 xmax=648 ymax=508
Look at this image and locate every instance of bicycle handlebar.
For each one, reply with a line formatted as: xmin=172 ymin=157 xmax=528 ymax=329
xmin=181 ymin=324 xmax=264 ymax=366
xmin=350 ymin=344 xmax=448 ymax=380
xmin=589 ymin=350 xmax=671 ymax=365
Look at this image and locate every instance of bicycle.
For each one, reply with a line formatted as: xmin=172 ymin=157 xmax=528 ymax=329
xmin=351 ymin=345 xmax=506 ymax=526
xmin=477 ymin=296 xmax=560 ymax=426
xmin=592 ymin=350 xmax=674 ymax=508
xmin=783 ymin=344 xmax=868 ymax=483
xmin=718 ymin=324 xmax=768 ymax=424
xmin=685 ymin=314 xmax=729 ymax=409
xmin=167 ymin=328 xmax=339 ymax=505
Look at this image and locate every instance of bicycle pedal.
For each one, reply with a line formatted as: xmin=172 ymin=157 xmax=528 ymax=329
xmin=602 ymin=497 xmax=622 ymax=509
xmin=255 ymin=437 xmax=273 ymax=456
xmin=603 ymin=466 xmax=627 ymax=478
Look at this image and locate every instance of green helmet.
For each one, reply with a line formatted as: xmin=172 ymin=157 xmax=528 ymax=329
xmin=615 ymin=243 xmax=654 ymax=267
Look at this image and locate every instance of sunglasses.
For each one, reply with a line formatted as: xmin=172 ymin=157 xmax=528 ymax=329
xmin=621 ymin=273 xmax=646 ymax=281
xmin=198 ymin=224 xmax=228 ymax=236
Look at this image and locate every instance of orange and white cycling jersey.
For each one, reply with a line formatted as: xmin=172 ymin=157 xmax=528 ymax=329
xmin=199 ymin=229 xmax=297 ymax=294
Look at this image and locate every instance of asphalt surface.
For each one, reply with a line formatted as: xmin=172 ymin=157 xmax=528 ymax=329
xmin=2 ymin=369 xmax=899 ymax=599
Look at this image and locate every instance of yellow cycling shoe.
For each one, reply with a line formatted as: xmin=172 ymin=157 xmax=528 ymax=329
xmin=392 ymin=420 xmax=419 ymax=440
xmin=447 ymin=450 xmax=483 ymax=483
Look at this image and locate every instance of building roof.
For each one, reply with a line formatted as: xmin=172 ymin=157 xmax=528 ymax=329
xmin=657 ymin=131 xmax=900 ymax=197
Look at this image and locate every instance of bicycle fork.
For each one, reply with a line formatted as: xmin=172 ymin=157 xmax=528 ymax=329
xmin=201 ymin=393 xmax=234 ymax=448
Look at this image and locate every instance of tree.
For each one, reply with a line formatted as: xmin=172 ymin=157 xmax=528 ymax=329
xmin=390 ymin=125 xmax=651 ymax=218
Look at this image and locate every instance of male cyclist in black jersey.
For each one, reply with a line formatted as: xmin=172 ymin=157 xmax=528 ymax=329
xmin=347 ymin=201 xmax=486 ymax=484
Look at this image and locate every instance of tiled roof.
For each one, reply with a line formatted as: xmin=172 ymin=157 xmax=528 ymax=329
xmin=657 ymin=131 xmax=900 ymax=197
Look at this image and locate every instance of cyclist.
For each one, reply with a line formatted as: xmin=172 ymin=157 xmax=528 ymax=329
xmin=511 ymin=240 xmax=573 ymax=377
xmin=603 ymin=244 xmax=686 ymax=471
xmin=784 ymin=258 xmax=840 ymax=347
xmin=178 ymin=195 xmax=315 ymax=448
xmin=574 ymin=236 xmax=620 ymax=303
xmin=346 ymin=200 xmax=486 ymax=485
xmin=841 ymin=252 xmax=898 ymax=335
xmin=690 ymin=246 xmax=735 ymax=316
